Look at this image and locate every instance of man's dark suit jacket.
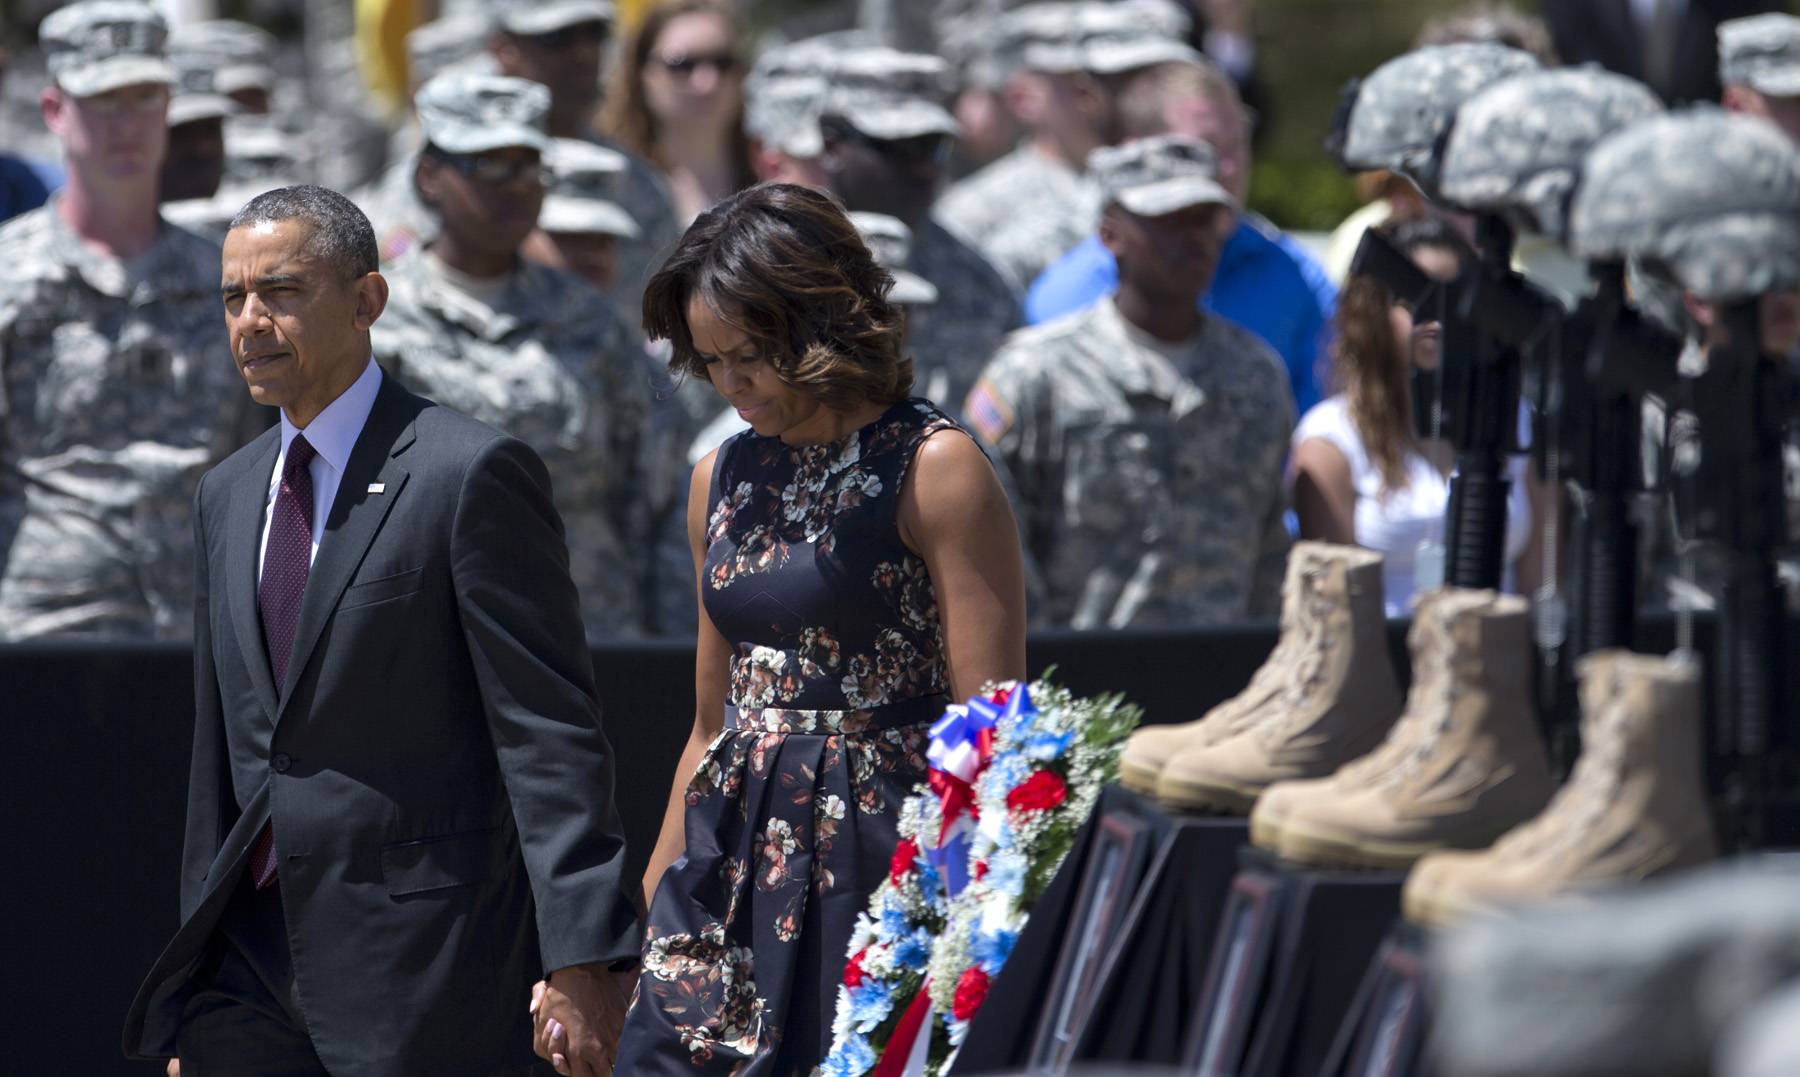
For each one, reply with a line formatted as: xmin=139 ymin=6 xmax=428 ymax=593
xmin=124 ymin=375 xmax=641 ymax=1075
xmin=1544 ymin=0 xmax=1785 ymax=105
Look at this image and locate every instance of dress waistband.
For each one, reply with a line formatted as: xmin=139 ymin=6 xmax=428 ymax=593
xmin=723 ymin=693 xmax=948 ymax=735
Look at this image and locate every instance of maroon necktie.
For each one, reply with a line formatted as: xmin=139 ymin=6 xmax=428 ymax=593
xmin=248 ymin=434 xmax=317 ymax=890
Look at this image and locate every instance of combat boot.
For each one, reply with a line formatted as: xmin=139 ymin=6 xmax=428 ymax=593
xmin=1251 ymin=590 xmax=1555 ymax=870
xmin=1119 ymin=542 xmax=1332 ymax=795
xmin=1154 ymin=544 xmax=1402 ymax=814
xmin=1402 ymin=649 xmax=1718 ymax=926
xmin=1250 ymin=587 xmax=1454 ymax=850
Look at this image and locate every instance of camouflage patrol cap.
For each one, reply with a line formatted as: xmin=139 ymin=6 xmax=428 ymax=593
xmin=1571 ymin=108 xmax=1800 ymax=300
xmin=1017 ymin=0 xmax=1200 ymax=75
xmin=1090 ymin=134 xmax=1234 ymax=216
xmin=1334 ymin=43 xmax=1541 ymax=196
xmin=848 ymin=211 xmax=937 ymax=306
xmin=166 ymin=46 xmax=238 ymax=128
xmin=407 ymin=14 xmax=497 ymax=86
xmin=40 ymin=1 xmax=175 ymax=97
xmin=1439 ymin=67 xmax=1662 ymax=241
xmin=223 ymin=115 xmax=306 ymax=185
xmin=821 ymin=48 xmax=957 ymax=142
xmin=496 ymin=0 xmax=614 ymax=37
xmin=742 ymin=34 xmax=867 ymax=158
xmin=168 ymin=20 xmax=277 ymax=96
xmin=539 ymin=138 xmax=639 ymax=238
xmin=416 ymin=73 xmax=550 ymax=155
xmin=1719 ymin=14 xmax=1800 ymax=97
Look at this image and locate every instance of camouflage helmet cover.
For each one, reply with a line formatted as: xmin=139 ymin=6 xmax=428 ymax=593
xmin=1438 ymin=66 xmax=1662 ymax=241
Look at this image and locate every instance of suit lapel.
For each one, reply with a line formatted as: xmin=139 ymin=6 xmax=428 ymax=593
xmin=228 ymin=434 xmax=282 ymax=721
xmin=275 ymin=378 xmax=419 ymax=716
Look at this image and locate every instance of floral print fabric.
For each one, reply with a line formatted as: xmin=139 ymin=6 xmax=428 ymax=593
xmin=616 ymin=400 xmax=962 ymax=1075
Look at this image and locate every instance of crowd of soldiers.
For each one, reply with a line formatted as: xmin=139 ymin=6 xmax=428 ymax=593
xmin=4 ymin=0 xmax=1797 ymax=646
xmin=0 ymin=0 xmax=1334 ymax=645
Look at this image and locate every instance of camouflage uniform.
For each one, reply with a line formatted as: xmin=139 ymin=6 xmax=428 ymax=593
xmin=906 ymin=219 xmax=1020 ymax=410
xmin=0 ymin=2 xmax=251 ymax=641
xmin=373 ymin=249 xmax=653 ymax=639
xmin=372 ymin=73 xmax=654 ymax=639
xmin=1719 ymin=13 xmax=1800 ymax=98
xmin=969 ymin=299 xmax=1291 ymax=628
xmin=932 ymin=1 xmax=1201 ymax=292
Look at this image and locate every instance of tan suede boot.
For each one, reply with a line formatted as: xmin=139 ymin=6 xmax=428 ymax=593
xmin=1119 ymin=542 xmax=1333 ymax=794
xmin=1251 ymin=590 xmax=1555 ymax=870
xmin=1402 ymin=649 xmax=1719 ymax=926
xmin=1154 ymin=544 xmax=1402 ymax=814
xmin=1249 ymin=587 xmax=1456 ymax=850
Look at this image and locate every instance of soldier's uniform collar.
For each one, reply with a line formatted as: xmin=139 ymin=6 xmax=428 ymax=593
xmin=41 ymin=195 xmax=207 ymax=303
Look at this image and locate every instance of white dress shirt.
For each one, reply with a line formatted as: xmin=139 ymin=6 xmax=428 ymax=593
xmin=258 ymin=358 xmax=384 ymax=582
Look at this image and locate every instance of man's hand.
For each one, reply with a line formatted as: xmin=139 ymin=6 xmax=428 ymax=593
xmin=531 ymin=963 xmax=635 ymax=1077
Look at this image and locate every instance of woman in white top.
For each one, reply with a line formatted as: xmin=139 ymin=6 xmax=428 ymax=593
xmin=1291 ymin=216 xmax=1546 ymax=615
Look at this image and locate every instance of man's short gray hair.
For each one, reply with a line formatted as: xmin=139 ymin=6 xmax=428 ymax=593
xmin=228 ymin=185 xmax=379 ymax=280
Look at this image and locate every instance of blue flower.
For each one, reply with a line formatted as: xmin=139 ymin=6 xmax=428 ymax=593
xmin=989 ymin=850 xmax=1028 ymax=895
xmin=895 ymin=928 xmax=934 ymax=971
xmin=846 ymin=981 xmax=894 ymax=1032
xmin=972 ymin=928 xmax=1018 ymax=972
xmin=822 ymin=1034 xmax=877 ymax=1076
xmin=1023 ymin=728 xmax=1075 ymax=762
xmin=880 ymin=903 xmax=909 ymax=940
xmin=917 ymin=859 xmax=942 ymax=897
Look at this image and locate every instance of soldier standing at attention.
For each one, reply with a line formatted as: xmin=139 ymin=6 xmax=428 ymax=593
xmin=371 ymin=74 xmax=653 ymax=640
xmin=966 ymin=135 xmax=1293 ymax=628
xmin=932 ymin=0 xmax=1203 ymax=293
xmin=0 ymin=0 xmax=250 ymax=641
xmin=817 ymin=46 xmax=1021 ymax=412
xmin=488 ymin=0 xmax=681 ymax=315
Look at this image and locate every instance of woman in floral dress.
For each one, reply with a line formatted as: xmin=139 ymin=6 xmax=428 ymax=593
xmin=598 ymin=183 xmax=1026 ymax=1075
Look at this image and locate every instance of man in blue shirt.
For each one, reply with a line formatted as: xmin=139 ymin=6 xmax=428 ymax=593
xmin=0 ymin=154 xmax=63 ymax=224
xmin=1024 ymin=60 xmax=1336 ymax=416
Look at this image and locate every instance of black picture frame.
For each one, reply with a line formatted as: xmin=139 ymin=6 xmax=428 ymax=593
xmin=1343 ymin=939 xmax=1427 ymax=1077
xmin=1185 ymin=871 xmax=1284 ymax=1076
xmin=1027 ymin=810 xmax=1152 ymax=1074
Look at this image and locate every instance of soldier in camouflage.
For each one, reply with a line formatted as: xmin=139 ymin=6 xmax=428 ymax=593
xmin=0 ymin=0 xmax=252 ymax=641
xmin=933 ymin=0 xmax=1203 ymax=293
xmin=1720 ymin=13 xmax=1800 ymax=145
xmin=965 ymin=134 xmax=1292 ymax=628
xmin=488 ymin=0 xmax=681 ymax=317
xmin=817 ymin=45 xmax=1022 ymax=411
xmin=371 ymin=73 xmax=654 ymax=639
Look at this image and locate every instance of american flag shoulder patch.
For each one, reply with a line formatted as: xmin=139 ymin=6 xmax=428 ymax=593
xmin=965 ymin=379 xmax=1014 ymax=443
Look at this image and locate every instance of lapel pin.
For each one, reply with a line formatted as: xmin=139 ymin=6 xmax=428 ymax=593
xmin=367 ymin=482 xmax=386 ymax=494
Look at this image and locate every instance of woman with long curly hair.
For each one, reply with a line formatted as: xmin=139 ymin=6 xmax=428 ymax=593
xmin=1291 ymin=216 xmax=1544 ymax=612
xmin=542 ymin=183 xmax=1026 ymax=1074
xmin=601 ymin=0 xmax=755 ymax=224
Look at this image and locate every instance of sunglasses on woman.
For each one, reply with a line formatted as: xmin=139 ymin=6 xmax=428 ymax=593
xmin=656 ymin=51 xmax=740 ymax=78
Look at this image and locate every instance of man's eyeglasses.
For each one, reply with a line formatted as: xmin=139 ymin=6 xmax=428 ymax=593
xmin=655 ymin=51 xmax=740 ymax=79
xmin=527 ymin=21 xmax=608 ymax=51
xmin=432 ymin=152 xmax=549 ymax=187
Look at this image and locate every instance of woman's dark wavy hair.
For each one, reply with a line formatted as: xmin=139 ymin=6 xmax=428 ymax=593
xmin=1332 ymin=214 xmax=1475 ymax=493
xmin=643 ymin=182 xmax=912 ymax=410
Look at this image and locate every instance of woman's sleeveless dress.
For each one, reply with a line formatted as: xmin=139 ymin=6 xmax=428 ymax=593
xmin=615 ymin=399 xmax=962 ymax=1075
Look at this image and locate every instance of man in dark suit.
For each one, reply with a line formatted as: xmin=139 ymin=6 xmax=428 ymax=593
xmin=1543 ymin=0 xmax=1784 ymax=105
xmin=123 ymin=183 xmax=640 ymax=1076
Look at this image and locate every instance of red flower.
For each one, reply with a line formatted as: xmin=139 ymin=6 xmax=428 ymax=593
xmin=973 ymin=860 xmax=989 ymax=881
xmin=990 ymin=686 xmax=1011 ymax=705
xmin=845 ymin=947 xmax=869 ymax=988
xmin=889 ymin=838 xmax=919 ymax=884
xmin=951 ymin=967 xmax=991 ymax=1021
xmin=1006 ymin=770 xmax=1068 ymax=813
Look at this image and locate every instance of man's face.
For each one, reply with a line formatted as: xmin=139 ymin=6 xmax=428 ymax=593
xmin=820 ymin=121 xmax=947 ymax=223
xmin=1102 ymin=201 xmax=1235 ymax=304
xmin=493 ymin=22 xmax=607 ymax=117
xmin=416 ymin=147 xmax=546 ymax=259
xmin=43 ymin=81 xmax=170 ymax=181
xmin=1725 ymin=84 xmax=1800 ymax=146
xmin=523 ymin=228 xmax=617 ymax=293
xmin=1162 ymin=92 xmax=1252 ymax=204
xmin=159 ymin=117 xmax=226 ymax=202
xmin=221 ymin=219 xmax=386 ymax=424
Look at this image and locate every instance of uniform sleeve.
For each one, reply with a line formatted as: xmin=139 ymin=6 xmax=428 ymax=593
xmin=965 ymin=347 xmax=1055 ymax=621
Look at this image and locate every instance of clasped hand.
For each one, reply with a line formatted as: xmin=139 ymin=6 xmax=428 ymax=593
xmin=530 ymin=963 xmax=635 ymax=1077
